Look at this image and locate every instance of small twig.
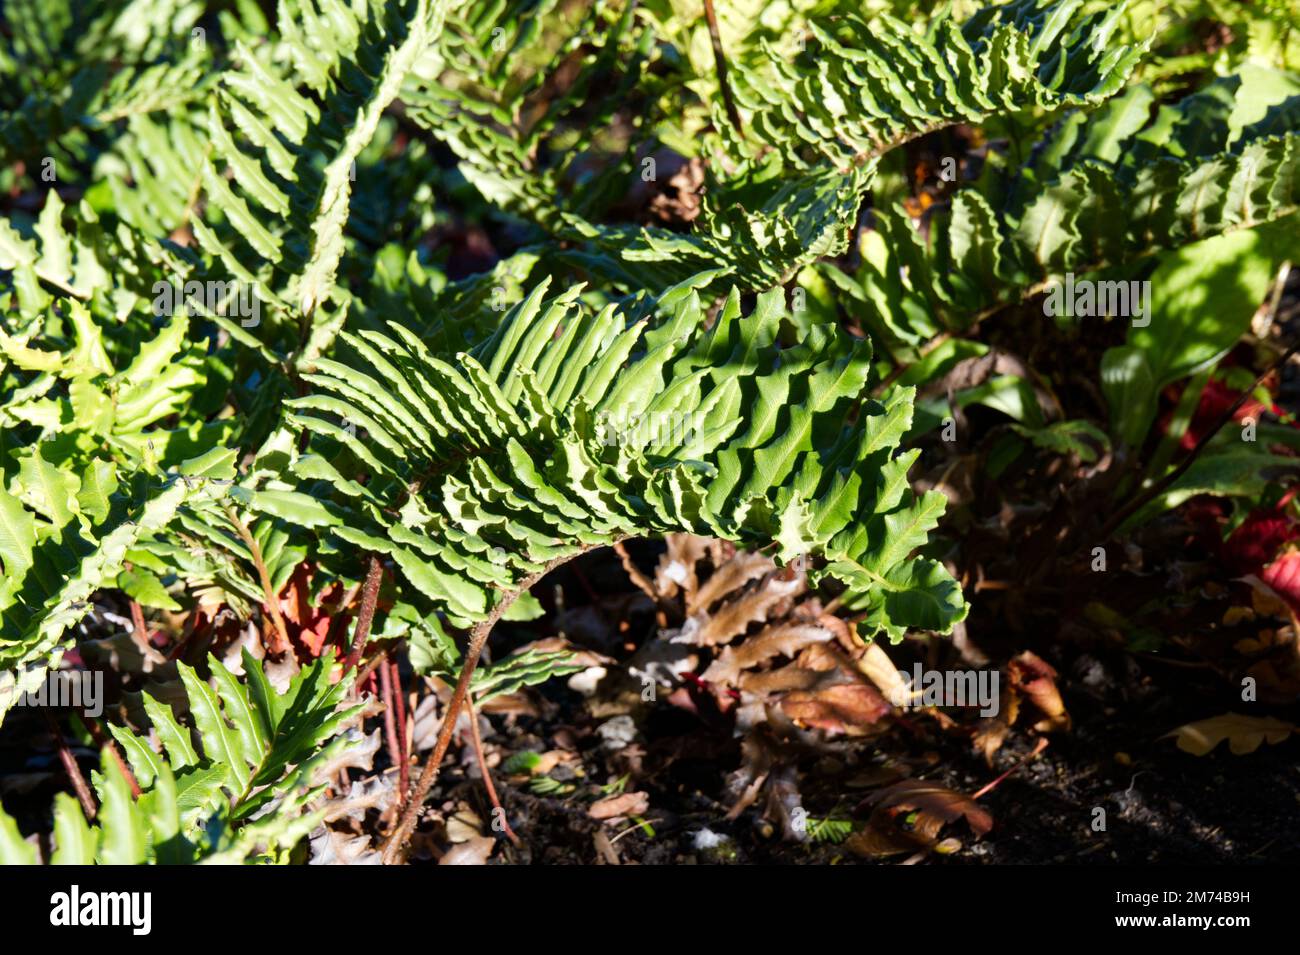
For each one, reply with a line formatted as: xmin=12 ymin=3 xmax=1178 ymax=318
xmin=128 ymin=599 xmax=149 ymax=644
xmin=224 ymin=506 xmax=293 ymax=656
xmin=702 ymin=0 xmax=745 ymax=141
xmin=614 ymin=540 xmax=657 ymax=602
xmin=42 ymin=711 xmax=96 ymax=820
xmin=593 ymin=830 xmax=621 ymax=865
xmin=466 ymin=698 xmax=520 ymax=847
xmin=971 ymin=737 xmax=1048 ymax=801
xmin=343 ymin=555 xmax=384 ymax=672
xmin=355 ymin=649 xmax=389 ymax=691
xmin=609 ymin=816 xmax=661 ymax=846
xmin=127 ymin=599 xmax=167 ymax=665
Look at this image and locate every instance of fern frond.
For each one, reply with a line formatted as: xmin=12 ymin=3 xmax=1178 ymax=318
xmin=0 ymin=193 xmax=113 ymax=314
xmin=0 ymin=650 xmax=362 ymax=863
xmin=470 ymin=648 xmax=585 ymax=705
xmin=0 ymin=0 xmax=212 ymax=166
xmin=0 ymin=301 xmax=219 ymax=467
xmin=721 ymin=0 xmax=1145 ymax=173
xmin=192 ymin=0 xmax=448 ymax=324
xmin=854 ymin=74 xmax=1300 ymax=329
xmin=403 ymin=0 xmax=649 ymax=228
xmin=0 ymin=461 xmax=207 ymax=726
xmin=244 ymin=277 xmax=965 ymax=641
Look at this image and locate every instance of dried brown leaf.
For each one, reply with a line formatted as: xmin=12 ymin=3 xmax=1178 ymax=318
xmin=655 ymin=534 xmax=711 ymax=604
xmin=684 ymin=574 xmax=803 ymax=647
xmin=690 ymin=551 xmax=777 ymax=616
xmin=1007 ymin=651 xmax=1071 ymax=731
xmin=781 ymin=682 xmax=890 ymax=735
xmin=1161 ymin=712 xmax=1297 ymax=755
xmin=589 ymin=791 xmax=650 ymax=820
xmin=309 ymin=829 xmax=382 ymax=865
xmin=869 ymin=779 xmax=993 ymax=841
xmin=855 ymin=642 xmax=909 ymax=703
xmin=738 ymin=665 xmax=826 ymax=696
xmin=701 ymin=622 xmax=833 ymax=686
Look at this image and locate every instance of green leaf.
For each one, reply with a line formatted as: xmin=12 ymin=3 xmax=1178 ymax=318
xmin=1101 ymin=346 xmax=1159 ymax=448
xmin=51 ymin=793 xmax=97 ymax=865
xmin=0 ymin=806 xmax=37 ymax=865
xmin=1131 ymin=218 xmax=1300 ymax=388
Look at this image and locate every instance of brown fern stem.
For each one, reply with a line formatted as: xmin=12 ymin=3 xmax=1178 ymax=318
xmin=379 ymin=655 xmax=406 ymax=806
xmin=389 ymin=657 xmax=410 ymax=800
xmin=42 ymin=710 xmax=96 ymax=820
xmin=703 ymin=0 xmax=745 ymax=141
xmin=381 ymin=609 xmax=496 ymax=864
xmin=344 ymin=555 xmax=384 ymax=672
xmin=381 ymin=542 xmax=620 ymax=863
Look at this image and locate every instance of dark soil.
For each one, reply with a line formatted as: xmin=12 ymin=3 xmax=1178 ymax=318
xmin=396 ymin=546 xmax=1300 ymax=866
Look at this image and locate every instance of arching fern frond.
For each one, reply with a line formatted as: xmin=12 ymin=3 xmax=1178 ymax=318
xmin=239 ymin=278 xmax=965 ymax=642
xmin=719 ymin=0 xmax=1146 ymax=172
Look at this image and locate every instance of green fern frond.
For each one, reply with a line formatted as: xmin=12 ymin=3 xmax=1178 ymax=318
xmin=403 ymin=0 xmax=649 ymax=228
xmin=0 ymin=461 xmax=205 ymax=726
xmin=0 ymin=650 xmax=362 ymax=863
xmin=0 ymin=0 xmax=212 ymax=166
xmin=852 ymin=73 xmax=1300 ymax=330
xmin=192 ymin=0 xmax=448 ymax=325
xmin=721 ymin=0 xmax=1146 ymax=173
xmin=0 ymin=193 xmax=113 ymax=314
xmin=0 ymin=300 xmax=219 ymax=467
xmin=238 ymin=277 xmax=964 ymax=641
xmin=471 ymin=648 xmax=585 ymax=705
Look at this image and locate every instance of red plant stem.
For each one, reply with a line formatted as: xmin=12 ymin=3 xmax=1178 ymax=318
xmin=128 ymin=599 xmax=150 ymax=645
xmin=224 ymin=505 xmax=293 ymax=656
xmin=42 ymin=710 xmax=96 ymax=820
xmin=972 ymin=738 xmax=1049 ymax=800
xmin=379 ymin=657 xmax=405 ymax=805
xmin=389 ymin=657 xmax=410 ymax=800
xmin=466 ymin=699 xmax=520 ymax=847
xmin=343 ymin=556 xmax=384 ymax=672
xmin=382 ymin=614 xmax=495 ymax=864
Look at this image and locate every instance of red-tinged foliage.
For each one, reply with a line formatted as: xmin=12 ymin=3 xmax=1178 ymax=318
xmin=279 ymin=564 xmax=340 ymax=659
xmin=1260 ymin=552 xmax=1300 ymax=613
xmin=1164 ymin=377 xmax=1276 ymax=451
xmin=1223 ymin=511 xmax=1299 ymax=574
